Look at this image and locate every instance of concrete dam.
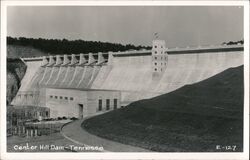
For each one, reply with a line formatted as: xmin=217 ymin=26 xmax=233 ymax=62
xmin=11 ymin=40 xmax=244 ymax=118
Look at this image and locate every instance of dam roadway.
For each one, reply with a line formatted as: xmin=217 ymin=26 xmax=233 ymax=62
xmin=61 ymin=118 xmax=150 ymax=152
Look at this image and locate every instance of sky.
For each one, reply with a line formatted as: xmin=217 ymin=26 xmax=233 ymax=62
xmin=7 ymin=6 xmax=243 ymax=47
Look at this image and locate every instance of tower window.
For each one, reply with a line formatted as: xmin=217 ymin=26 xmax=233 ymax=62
xmin=155 ymin=51 xmax=157 ymax=54
xmin=155 ymin=45 xmax=157 ymax=48
xmin=155 ymin=62 xmax=157 ymax=66
xmin=114 ymin=99 xmax=118 ymax=109
xmin=155 ymin=68 xmax=157 ymax=71
xmin=155 ymin=57 xmax=157 ymax=60
xmin=106 ymin=99 xmax=110 ymax=110
xmin=98 ymin=99 xmax=102 ymax=111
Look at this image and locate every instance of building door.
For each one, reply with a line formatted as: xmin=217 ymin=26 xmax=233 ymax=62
xmin=78 ymin=104 xmax=83 ymax=119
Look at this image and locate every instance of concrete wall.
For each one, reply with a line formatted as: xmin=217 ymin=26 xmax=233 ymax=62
xmin=18 ymin=59 xmax=44 ymax=92
xmin=11 ymin=42 xmax=244 ymax=109
xmin=45 ymin=88 xmax=121 ymax=118
xmin=45 ymin=88 xmax=86 ymax=118
xmin=87 ymin=90 xmax=121 ymax=113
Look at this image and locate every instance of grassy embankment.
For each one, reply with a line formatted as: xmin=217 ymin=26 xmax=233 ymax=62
xmin=83 ymin=66 xmax=244 ymax=152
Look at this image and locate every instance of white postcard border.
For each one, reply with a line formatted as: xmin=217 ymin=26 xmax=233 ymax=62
xmin=1 ymin=1 xmax=249 ymax=160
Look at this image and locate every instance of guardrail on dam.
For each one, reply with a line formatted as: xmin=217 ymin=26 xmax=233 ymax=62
xmin=11 ymin=40 xmax=244 ymax=108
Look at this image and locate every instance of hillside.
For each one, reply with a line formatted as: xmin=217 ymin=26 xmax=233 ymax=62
xmin=7 ymin=37 xmax=150 ymax=55
xmin=7 ymin=45 xmax=47 ymax=58
xmin=83 ymin=66 xmax=244 ymax=152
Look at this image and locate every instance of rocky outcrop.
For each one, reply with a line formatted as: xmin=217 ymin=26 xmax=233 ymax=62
xmin=7 ymin=45 xmax=47 ymax=105
xmin=7 ymin=59 xmax=27 ymax=105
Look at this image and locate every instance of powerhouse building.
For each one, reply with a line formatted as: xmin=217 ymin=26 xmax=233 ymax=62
xmin=11 ymin=40 xmax=244 ymax=118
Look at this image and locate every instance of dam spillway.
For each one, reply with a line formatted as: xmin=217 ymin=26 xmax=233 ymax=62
xmin=11 ymin=40 xmax=244 ymax=118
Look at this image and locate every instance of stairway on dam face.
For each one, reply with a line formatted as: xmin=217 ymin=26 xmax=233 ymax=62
xmin=46 ymin=66 xmax=60 ymax=86
xmin=91 ymin=65 xmax=112 ymax=89
xmin=39 ymin=67 xmax=53 ymax=86
xmin=26 ymin=67 xmax=45 ymax=91
xmin=60 ymin=66 xmax=75 ymax=87
xmin=87 ymin=65 xmax=101 ymax=88
xmin=67 ymin=66 xmax=85 ymax=88
xmin=77 ymin=66 xmax=94 ymax=88
xmin=53 ymin=66 xmax=68 ymax=87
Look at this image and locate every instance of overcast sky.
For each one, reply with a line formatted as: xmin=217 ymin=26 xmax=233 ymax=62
xmin=7 ymin=6 xmax=243 ymax=47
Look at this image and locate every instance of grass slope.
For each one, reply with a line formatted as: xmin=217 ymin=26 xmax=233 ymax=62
xmin=83 ymin=66 xmax=243 ymax=152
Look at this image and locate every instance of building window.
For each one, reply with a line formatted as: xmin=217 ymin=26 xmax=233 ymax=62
xmin=165 ymin=57 xmax=167 ymax=60
xmin=70 ymin=97 xmax=74 ymax=101
xmin=155 ymin=57 xmax=157 ymax=60
xmin=155 ymin=68 xmax=157 ymax=71
xmin=114 ymin=99 xmax=118 ymax=109
xmin=98 ymin=99 xmax=102 ymax=111
xmin=106 ymin=99 xmax=110 ymax=110
xmin=155 ymin=45 xmax=157 ymax=48
xmin=65 ymin=97 xmax=68 ymax=100
xmin=161 ymin=68 xmax=162 ymax=72
xmin=161 ymin=46 xmax=163 ymax=48
xmin=50 ymin=95 xmax=53 ymax=98
xmin=55 ymin=96 xmax=58 ymax=99
xmin=45 ymin=111 xmax=49 ymax=117
xmin=60 ymin=96 xmax=63 ymax=99
xmin=155 ymin=62 xmax=157 ymax=66
xmin=161 ymin=51 xmax=163 ymax=54
xmin=161 ymin=57 xmax=163 ymax=60
xmin=155 ymin=51 xmax=157 ymax=54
